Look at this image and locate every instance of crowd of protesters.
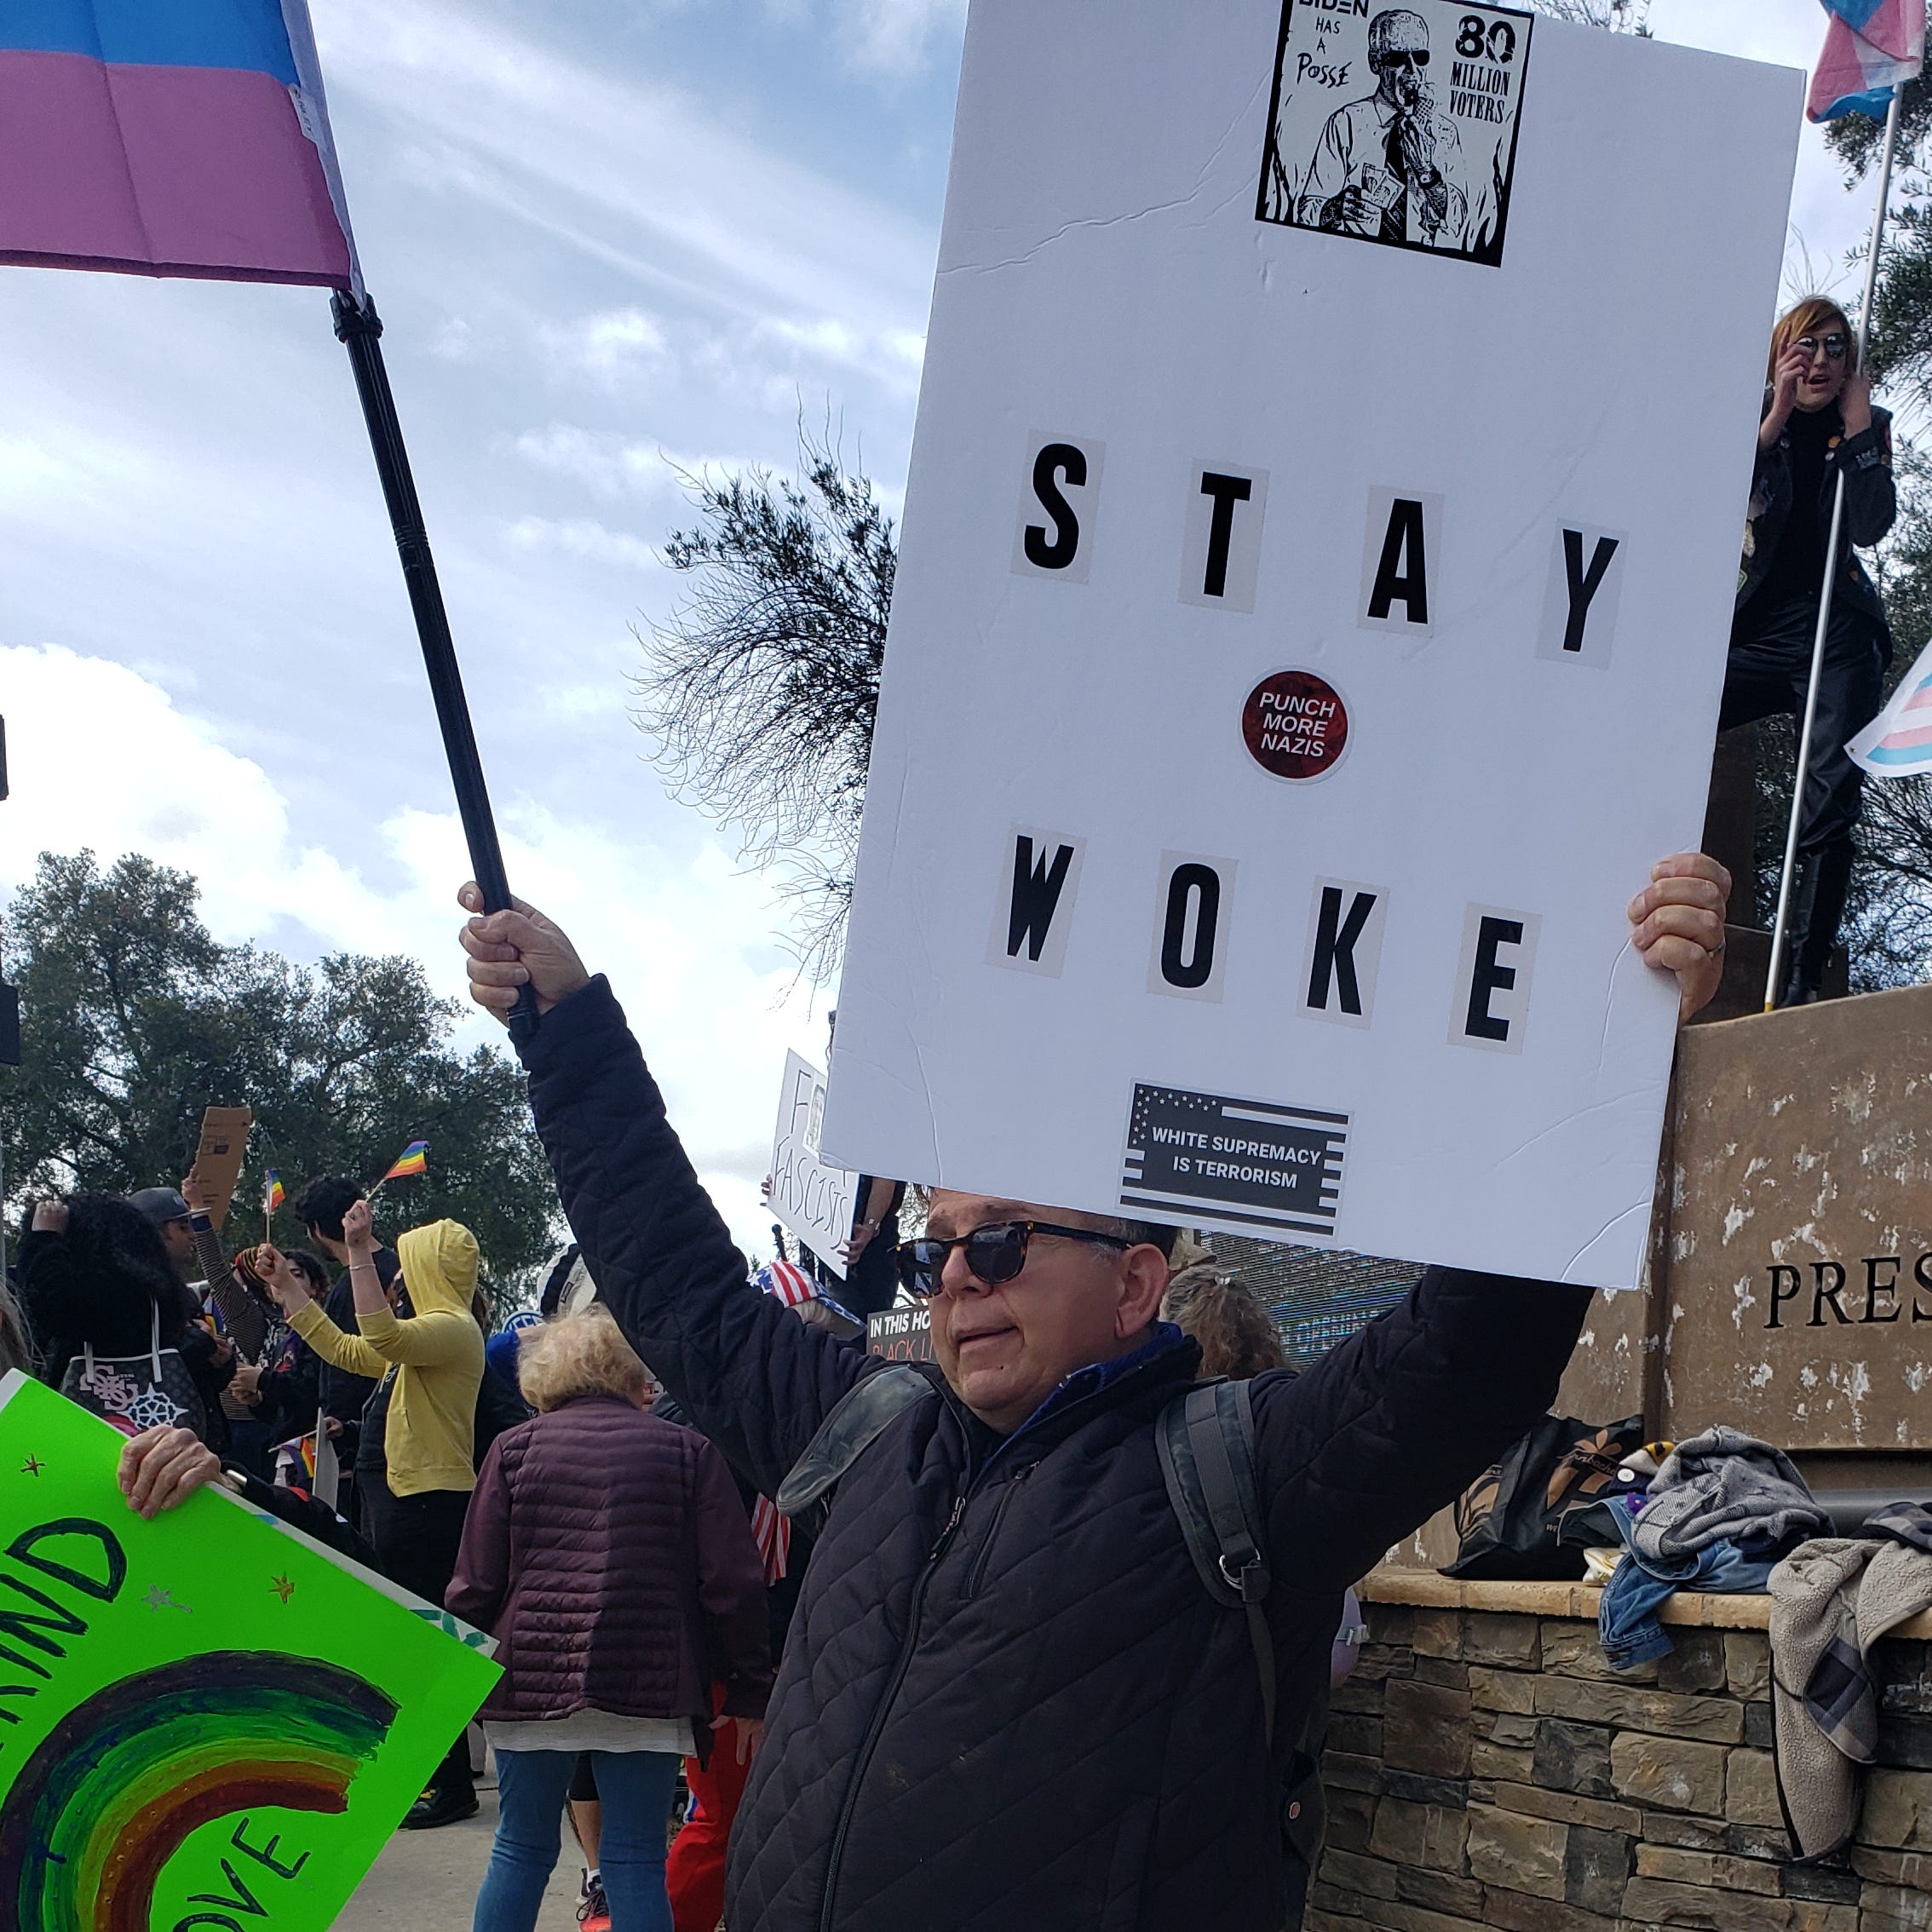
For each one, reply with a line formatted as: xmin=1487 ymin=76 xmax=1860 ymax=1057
xmin=1 ymin=808 xmax=1728 ymax=1932
xmin=7 ymin=302 xmax=1861 ymax=1927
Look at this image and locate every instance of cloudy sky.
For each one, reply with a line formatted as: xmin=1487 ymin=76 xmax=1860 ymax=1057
xmin=0 ymin=0 xmax=1885 ymax=1256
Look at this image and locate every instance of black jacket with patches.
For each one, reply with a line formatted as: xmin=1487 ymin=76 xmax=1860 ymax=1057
xmin=1738 ymin=404 xmax=1895 ymax=655
xmin=520 ymin=977 xmax=1591 ymax=1932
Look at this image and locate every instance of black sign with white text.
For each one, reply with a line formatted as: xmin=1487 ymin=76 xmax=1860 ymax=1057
xmin=1121 ymin=1084 xmax=1348 ymax=1235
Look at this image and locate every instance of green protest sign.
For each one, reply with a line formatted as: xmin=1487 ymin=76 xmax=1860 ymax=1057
xmin=0 ymin=1371 xmax=500 ymax=1930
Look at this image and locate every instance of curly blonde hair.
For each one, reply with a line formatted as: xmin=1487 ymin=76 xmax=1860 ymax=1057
xmin=515 ymin=1306 xmax=653 ymax=1413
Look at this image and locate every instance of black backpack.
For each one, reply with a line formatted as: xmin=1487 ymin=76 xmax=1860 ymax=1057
xmin=776 ymin=1367 xmax=1328 ymax=1931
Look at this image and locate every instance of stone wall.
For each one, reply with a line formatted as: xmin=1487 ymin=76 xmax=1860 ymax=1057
xmin=1313 ymin=1575 xmax=1932 ymax=1932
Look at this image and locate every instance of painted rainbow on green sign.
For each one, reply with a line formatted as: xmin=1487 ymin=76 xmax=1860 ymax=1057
xmin=0 ymin=1650 xmax=397 ymax=1931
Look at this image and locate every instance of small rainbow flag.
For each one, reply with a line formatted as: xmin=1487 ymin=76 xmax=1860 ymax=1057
xmin=263 ymin=1169 xmax=285 ymax=1216
xmin=1849 ymin=638 xmax=1932 ymax=778
xmin=382 ymin=1139 xmax=429 ymax=1182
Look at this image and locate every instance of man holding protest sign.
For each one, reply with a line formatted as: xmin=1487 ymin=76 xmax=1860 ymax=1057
xmin=453 ymin=851 xmax=1723 ymax=1932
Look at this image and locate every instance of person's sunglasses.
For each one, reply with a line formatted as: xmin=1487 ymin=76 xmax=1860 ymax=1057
xmin=1796 ymin=333 xmax=1849 ymax=362
xmin=1383 ymin=49 xmax=1429 ymax=69
xmin=895 ymin=1220 xmax=1133 ymax=1298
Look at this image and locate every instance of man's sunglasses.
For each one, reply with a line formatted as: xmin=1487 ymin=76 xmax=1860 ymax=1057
xmin=1797 ymin=334 xmax=1849 ymax=362
xmin=1382 ymin=49 xmax=1429 ymax=68
xmin=895 ymin=1220 xmax=1133 ymax=1298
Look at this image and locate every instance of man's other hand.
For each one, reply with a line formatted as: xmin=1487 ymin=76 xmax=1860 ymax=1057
xmin=716 ymin=1714 xmax=765 ymax=1766
xmin=1629 ymin=853 xmax=1730 ymax=1023
xmin=457 ymin=884 xmax=590 ymax=1024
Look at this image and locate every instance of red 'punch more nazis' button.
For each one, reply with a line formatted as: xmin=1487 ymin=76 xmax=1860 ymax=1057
xmin=1242 ymin=669 xmax=1350 ymax=783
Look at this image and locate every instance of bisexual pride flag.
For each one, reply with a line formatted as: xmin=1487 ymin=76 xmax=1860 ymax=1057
xmin=1849 ymin=637 xmax=1932 ymax=778
xmin=0 ymin=0 xmax=358 ymax=285
xmin=1809 ymin=0 xmax=1926 ymax=122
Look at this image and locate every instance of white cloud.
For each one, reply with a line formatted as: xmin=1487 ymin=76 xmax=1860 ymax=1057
xmin=833 ymin=0 xmax=968 ymax=76
xmin=540 ymin=307 xmax=672 ymax=387
xmin=319 ymin=0 xmax=938 ymax=336
xmin=0 ymin=645 xmax=822 ymax=1259
xmin=511 ymin=425 xmax=679 ymax=500
xmin=503 ymin=515 xmax=662 ymax=571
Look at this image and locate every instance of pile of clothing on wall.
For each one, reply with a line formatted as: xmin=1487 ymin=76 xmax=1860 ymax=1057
xmin=1444 ymin=1414 xmax=1932 ymax=1863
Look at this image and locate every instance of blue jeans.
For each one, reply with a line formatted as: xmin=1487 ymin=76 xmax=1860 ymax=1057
xmin=1599 ymin=1531 xmax=1776 ymax=1671
xmin=473 ymin=1747 xmax=679 ymax=1932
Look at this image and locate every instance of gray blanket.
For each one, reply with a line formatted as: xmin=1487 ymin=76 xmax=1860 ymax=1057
xmin=1634 ymin=1425 xmax=1829 ymax=1563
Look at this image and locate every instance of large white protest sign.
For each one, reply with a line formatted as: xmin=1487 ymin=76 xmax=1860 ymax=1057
xmin=821 ymin=3 xmax=1800 ymax=1289
xmin=769 ymin=1051 xmax=861 ymax=1279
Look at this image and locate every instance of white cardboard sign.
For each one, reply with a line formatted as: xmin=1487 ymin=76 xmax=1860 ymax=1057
xmin=823 ymin=3 xmax=1800 ymax=1289
xmin=768 ymin=1051 xmax=861 ymax=1279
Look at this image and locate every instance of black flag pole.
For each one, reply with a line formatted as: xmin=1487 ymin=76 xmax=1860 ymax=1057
xmin=331 ymin=289 xmax=538 ymax=1045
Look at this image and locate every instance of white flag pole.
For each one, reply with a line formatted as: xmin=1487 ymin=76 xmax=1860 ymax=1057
xmin=1765 ymin=87 xmax=1903 ymax=1011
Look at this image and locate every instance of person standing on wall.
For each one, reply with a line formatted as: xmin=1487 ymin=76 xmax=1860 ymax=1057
xmin=1724 ymin=296 xmax=1895 ymax=1005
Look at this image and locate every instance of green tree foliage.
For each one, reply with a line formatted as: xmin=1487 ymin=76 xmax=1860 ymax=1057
xmin=0 ymin=850 xmax=559 ymax=1308
xmin=634 ymin=435 xmax=894 ymax=981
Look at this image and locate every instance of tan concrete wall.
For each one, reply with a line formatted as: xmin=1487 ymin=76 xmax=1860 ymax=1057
xmin=1384 ymin=986 xmax=1931 ymax=1568
xmin=1665 ymin=982 xmax=1932 ymax=1452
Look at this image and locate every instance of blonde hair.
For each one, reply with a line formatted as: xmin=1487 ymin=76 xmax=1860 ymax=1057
xmin=1768 ymin=296 xmax=1856 ymax=388
xmin=516 ymin=1306 xmax=653 ymax=1412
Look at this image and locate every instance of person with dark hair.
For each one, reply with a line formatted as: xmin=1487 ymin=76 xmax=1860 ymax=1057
xmin=17 ymin=1193 xmax=233 ymax=1443
xmin=131 ymin=1180 xmax=276 ymax=1476
xmin=452 ymin=853 xmax=1728 ymax=1932
xmin=1727 ymin=295 xmax=1896 ymax=1005
xmin=246 ymin=1246 xmax=331 ymax=1453
xmin=291 ymin=1174 xmax=399 ymax=1481
xmin=258 ymin=1206 xmax=486 ymax=1828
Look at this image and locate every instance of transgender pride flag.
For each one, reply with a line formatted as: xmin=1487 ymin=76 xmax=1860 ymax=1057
xmin=0 ymin=0 xmax=358 ymax=287
xmin=1809 ymin=0 xmax=1926 ymax=122
xmin=1849 ymin=637 xmax=1932 ymax=778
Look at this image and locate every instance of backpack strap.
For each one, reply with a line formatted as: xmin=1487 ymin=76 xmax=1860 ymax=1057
xmin=1157 ymin=1379 xmax=1276 ymax=1745
xmin=774 ymin=1365 xmax=934 ymax=1520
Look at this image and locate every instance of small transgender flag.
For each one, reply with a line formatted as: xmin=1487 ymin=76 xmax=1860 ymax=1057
xmin=1809 ymin=0 xmax=1926 ymax=122
xmin=1849 ymin=637 xmax=1932 ymax=777
xmin=0 ymin=0 xmax=359 ymax=287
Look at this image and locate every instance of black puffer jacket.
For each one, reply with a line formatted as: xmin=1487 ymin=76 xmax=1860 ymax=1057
xmin=1739 ymin=404 xmax=1895 ymax=651
xmin=522 ymin=980 xmax=1592 ymax=1932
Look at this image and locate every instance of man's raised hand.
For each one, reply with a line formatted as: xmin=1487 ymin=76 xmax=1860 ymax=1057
xmin=457 ymin=883 xmax=590 ymax=1025
xmin=1629 ymin=852 xmax=1730 ymax=1023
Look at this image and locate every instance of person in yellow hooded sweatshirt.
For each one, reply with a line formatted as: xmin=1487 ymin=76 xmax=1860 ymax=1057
xmin=261 ymin=1196 xmax=486 ymax=1828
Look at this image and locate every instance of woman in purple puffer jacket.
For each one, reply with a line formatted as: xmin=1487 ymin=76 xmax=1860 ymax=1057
xmin=449 ymin=1307 xmax=772 ymax=1932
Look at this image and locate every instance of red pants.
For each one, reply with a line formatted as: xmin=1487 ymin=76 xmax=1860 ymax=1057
xmin=667 ymin=1695 xmax=752 ymax=1932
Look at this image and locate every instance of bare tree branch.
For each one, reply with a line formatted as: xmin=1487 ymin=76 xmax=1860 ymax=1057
xmin=633 ymin=429 xmax=894 ymax=982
